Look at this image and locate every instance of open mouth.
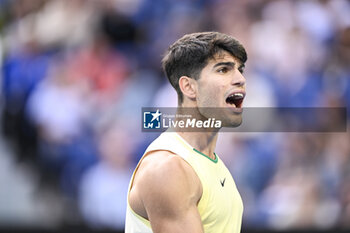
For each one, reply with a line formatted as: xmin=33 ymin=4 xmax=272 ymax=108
xmin=226 ymin=93 xmax=244 ymax=108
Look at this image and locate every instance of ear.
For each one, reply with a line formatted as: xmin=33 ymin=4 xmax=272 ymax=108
xmin=179 ymin=76 xmax=196 ymax=99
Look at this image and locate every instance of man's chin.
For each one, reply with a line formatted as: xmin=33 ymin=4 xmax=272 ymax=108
xmin=221 ymin=116 xmax=243 ymax=128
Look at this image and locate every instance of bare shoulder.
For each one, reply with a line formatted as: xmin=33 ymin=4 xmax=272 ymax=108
xmin=135 ymin=150 xmax=201 ymax=196
xmin=130 ymin=150 xmax=202 ymax=220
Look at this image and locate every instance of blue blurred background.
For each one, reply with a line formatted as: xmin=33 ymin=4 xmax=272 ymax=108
xmin=0 ymin=0 xmax=349 ymax=232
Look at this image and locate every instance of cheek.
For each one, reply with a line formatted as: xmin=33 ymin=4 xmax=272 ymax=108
xmin=197 ymin=84 xmax=222 ymax=106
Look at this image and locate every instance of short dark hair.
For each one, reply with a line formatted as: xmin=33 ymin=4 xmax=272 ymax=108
xmin=162 ymin=32 xmax=247 ymax=103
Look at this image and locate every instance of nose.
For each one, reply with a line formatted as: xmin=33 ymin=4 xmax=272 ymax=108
xmin=231 ymin=71 xmax=246 ymax=87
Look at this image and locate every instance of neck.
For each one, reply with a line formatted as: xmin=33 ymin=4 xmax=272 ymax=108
xmin=175 ymin=107 xmax=220 ymax=160
xmin=176 ymin=131 xmax=218 ymax=160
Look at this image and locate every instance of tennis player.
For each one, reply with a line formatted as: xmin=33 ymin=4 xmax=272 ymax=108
xmin=125 ymin=32 xmax=247 ymax=233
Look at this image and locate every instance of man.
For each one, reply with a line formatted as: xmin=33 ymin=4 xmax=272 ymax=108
xmin=125 ymin=32 xmax=247 ymax=233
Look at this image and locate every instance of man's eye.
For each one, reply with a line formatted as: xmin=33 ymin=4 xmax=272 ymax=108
xmin=238 ymin=68 xmax=244 ymax=74
xmin=218 ymin=67 xmax=228 ymax=73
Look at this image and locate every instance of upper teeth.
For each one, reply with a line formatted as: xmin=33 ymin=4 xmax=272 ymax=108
xmin=230 ymin=93 xmax=244 ymax=98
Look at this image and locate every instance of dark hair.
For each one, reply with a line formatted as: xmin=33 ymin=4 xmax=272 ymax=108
xmin=162 ymin=32 xmax=247 ymax=103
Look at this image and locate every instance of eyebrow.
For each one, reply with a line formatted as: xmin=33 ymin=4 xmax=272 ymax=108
xmin=213 ymin=62 xmax=235 ymax=69
xmin=212 ymin=62 xmax=245 ymax=71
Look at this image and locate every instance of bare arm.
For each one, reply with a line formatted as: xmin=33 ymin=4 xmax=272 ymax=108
xmin=134 ymin=151 xmax=204 ymax=233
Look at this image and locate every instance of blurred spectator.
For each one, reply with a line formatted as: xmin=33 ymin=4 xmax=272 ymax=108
xmin=1 ymin=41 xmax=51 ymax=162
xmin=26 ymin=59 xmax=98 ymax=197
xmin=79 ymin=120 xmax=134 ymax=229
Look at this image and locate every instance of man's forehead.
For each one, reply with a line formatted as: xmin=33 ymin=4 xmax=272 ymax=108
xmin=210 ymin=50 xmax=242 ymax=65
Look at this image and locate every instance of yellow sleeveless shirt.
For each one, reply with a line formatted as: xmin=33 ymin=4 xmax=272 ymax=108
xmin=125 ymin=132 xmax=243 ymax=233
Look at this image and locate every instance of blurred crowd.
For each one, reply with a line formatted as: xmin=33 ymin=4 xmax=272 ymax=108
xmin=0 ymin=0 xmax=350 ymax=231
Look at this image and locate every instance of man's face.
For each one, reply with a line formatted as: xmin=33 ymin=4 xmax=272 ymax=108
xmin=195 ymin=50 xmax=246 ymax=127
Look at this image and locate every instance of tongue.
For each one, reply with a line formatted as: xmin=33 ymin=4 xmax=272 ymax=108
xmin=226 ymin=100 xmax=237 ymax=107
